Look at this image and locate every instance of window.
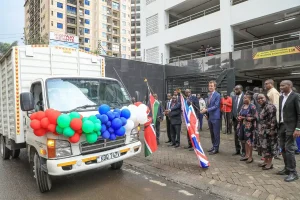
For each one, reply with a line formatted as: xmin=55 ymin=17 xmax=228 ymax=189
xmin=84 ymin=28 xmax=90 ymax=34
xmin=102 ymin=32 xmax=107 ymax=37
xmin=57 ymin=23 xmax=63 ymax=29
xmin=122 ymin=4 xmax=126 ymax=10
xmin=128 ymin=55 xmax=130 ymax=59
xmin=51 ymin=11 xmax=53 ymax=16
xmin=102 ymin=15 xmax=107 ymax=20
xmin=122 ymin=13 xmax=126 ymax=18
xmin=122 ymin=21 xmax=126 ymax=26
xmin=67 ymin=5 xmax=77 ymax=15
xmin=51 ymin=21 xmax=53 ymax=26
xmin=102 ymin=6 xmax=107 ymax=12
xmin=57 ymin=12 xmax=63 ymax=18
xmin=112 ymin=2 xmax=119 ymax=10
xmin=51 ymin=0 xmax=53 ymax=5
xmin=85 ymin=47 xmax=90 ymax=52
xmin=122 ymin=54 xmax=126 ymax=58
xmin=57 ymin=2 xmax=63 ymax=8
xmin=102 ymin=24 xmax=107 ymax=29
xmin=85 ymin=19 xmax=90 ymax=24
xmin=85 ymin=9 xmax=90 ymax=15
xmin=122 ymin=29 xmax=126 ymax=34
xmin=84 ymin=0 xmax=90 ymax=6
xmin=84 ymin=38 xmax=90 ymax=43
xmin=122 ymin=37 xmax=126 ymax=42
xmin=122 ymin=46 xmax=126 ymax=51
xmin=102 ymin=41 xmax=107 ymax=46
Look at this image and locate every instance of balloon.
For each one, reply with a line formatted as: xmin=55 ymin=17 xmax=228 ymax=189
xmin=30 ymin=119 xmax=41 ymax=130
xmin=121 ymin=106 xmax=128 ymax=110
xmin=94 ymin=123 xmax=101 ymax=132
xmin=69 ymin=112 xmax=81 ymax=119
xmin=101 ymin=124 xmax=107 ymax=133
xmin=86 ymin=133 xmax=98 ymax=144
xmin=100 ymin=114 xmax=109 ymax=124
xmin=120 ymin=117 xmax=127 ymax=126
xmin=34 ymin=129 xmax=47 ymax=136
xmin=69 ymin=133 xmax=80 ymax=143
xmin=70 ymin=118 xmax=82 ymax=131
xmin=77 ymin=129 xmax=83 ymax=134
xmin=48 ymin=124 xmax=56 ymax=133
xmin=94 ymin=119 xmax=101 ymax=124
xmin=52 ymin=131 xmax=59 ymax=136
xmin=111 ymin=118 xmax=122 ymax=130
xmin=82 ymin=120 xmax=95 ymax=133
xmin=129 ymin=112 xmax=137 ymax=123
xmin=63 ymin=127 xmax=75 ymax=137
xmin=57 ymin=114 xmax=71 ymax=128
xmin=30 ymin=113 xmax=38 ymax=120
xmin=106 ymin=111 xmax=115 ymax=121
xmin=99 ymin=104 xmax=110 ymax=115
xmin=102 ymin=131 xmax=110 ymax=139
xmin=108 ymin=127 xmax=114 ymax=134
xmin=96 ymin=131 xmax=101 ymax=136
xmin=36 ymin=111 xmax=46 ymax=120
xmin=96 ymin=114 xmax=101 ymax=119
xmin=138 ymin=104 xmax=148 ymax=113
xmin=134 ymin=102 xmax=142 ymax=107
xmin=89 ymin=115 xmax=98 ymax=123
xmin=115 ymin=126 xmax=125 ymax=136
xmin=120 ymin=108 xmax=131 ymax=119
xmin=45 ymin=109 xmax=54 ymax=118
xmin=48 ymin=110 xmax=61 ymax=124
xmin=137 ymin=112 xmax=148 ymax=124
xmin=40 ymin=118 xmax=49 ymax=129
xmin=106 ymin=121 xmax=111 ymax=128
xmin=114 ymin=108 xmax=121 ymax=114
xmin=109 ymin=133 xmax=116 ymax=140
xmin=124 ymin=119 xmax=134 ymax=131
xmin=114 ymin=112 xmax=120 ymax=118
xmin=56 ymin=126 xmax=64 ymax=134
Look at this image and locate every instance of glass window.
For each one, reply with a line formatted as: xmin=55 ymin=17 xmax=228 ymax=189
xmin=102 ymin=6 xmax=107 ymax=12
xmin=112 ymin=2 xmax=119 ymax=10
xmin=122 ymin=46 xmax=126 ymax=51
xmin=57 ymin=2 xmax=63 ymax=8
xmin=122 ymin=29 xmax=126 ymax=34
xmin=84 ymin=47 xmax=90 ymax=52
xmin=122 ymin=54 xmax=126 ymax=58
xmin=122 ymin=21 xmax=126 ymax=26
xmin=122 ymin=4 xmax=126 ymax=10
xmin=57 ymin=23 xmax=63 ymax=29
xmin=122 ymin=13 xmax=126 ymax=18
xmin=122 ymin=37 xmax=126 ymax=42
xmin=84 ymin=38 xmax=90 ymax=43
xmin=84 ymin=0 xmax=90 ymax=6
xmin=85 ymin=9 xmax=90 ymax=15
xmin=57 ymin=12 xmax=63 ymax=18
xmin=102 ymin=32 xmax=107 ymax=37
xmin=102 ymin=23 xmax=107 ymax=29
xmin=67 ymin=5 xmax=77 ymax=15
xmin=102 ymin=41 xmax=107 ymax=46
xmin=85 ymin=19 xmax=90 ymax=24
xmin=84 ymin=28 xmax=90 ymax=34
xmin=102 ymin=14 xmax=107 ymax=20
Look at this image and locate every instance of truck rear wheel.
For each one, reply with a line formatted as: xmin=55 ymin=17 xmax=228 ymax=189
xmin=0 ymin=135 xmax=10 ymax=160
xmin=33 ymin=152 xmax=52 ymax=193
xmin=111 ymin=160 xmax=123 ymax=170
xmin=11 ymin=149 xmax=21 ymax=159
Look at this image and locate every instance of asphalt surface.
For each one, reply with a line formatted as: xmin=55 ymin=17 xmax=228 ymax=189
xmin=0 ymin=150 xmax=222 ymax=200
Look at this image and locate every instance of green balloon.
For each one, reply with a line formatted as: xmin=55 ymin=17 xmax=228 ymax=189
xmin=63 ymin=127 xmax=75 ymax=137
xmin=57 ymin=114 xmax=71 ymax=128
xmin=82 ymin=117 xmax=88 ymax=123
xmin=86 ymin=133 xmax=98 ymax=144
xmin=69 ymin=112 xmax=81 ymax=119
xmin=97 ymin=131 xmax=101 ymax=136
xmin=88 ymin=115 xmax=98 ymax=123
xmin=94 ymin=123 xmax=101 ymax=132
xmin=95 ymin=119 xmax=101 ymax=124
xmin=56 ymin=126 xmax=64 ymax=134
xmin=82 ymin=120 xmax=95 ymax=134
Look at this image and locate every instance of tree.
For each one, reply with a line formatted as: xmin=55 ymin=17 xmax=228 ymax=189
xmin=0 ymin=41 xmax=18 ymax=57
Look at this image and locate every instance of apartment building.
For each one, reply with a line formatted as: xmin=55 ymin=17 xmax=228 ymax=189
xmin=24 ymin=0 xmax=132 ymax=58
xmin=131 ymin=0 xmax=142 ymax=61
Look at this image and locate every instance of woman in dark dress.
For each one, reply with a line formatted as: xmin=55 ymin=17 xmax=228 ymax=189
xmin=257 ymin=93 xmax=278 ymax=170
xmin=237 ymin=94 xmax=258 ymax=163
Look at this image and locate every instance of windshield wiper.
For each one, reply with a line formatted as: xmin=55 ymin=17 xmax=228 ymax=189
xmin=62 ymin=104 xmax=100 ymax=113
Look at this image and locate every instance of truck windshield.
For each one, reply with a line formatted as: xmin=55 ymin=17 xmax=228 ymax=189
xmin=46 ymin=78 xmax=131 ymax=112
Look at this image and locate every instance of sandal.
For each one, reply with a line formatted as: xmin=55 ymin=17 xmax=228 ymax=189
xmin=258 ymin=163 xmax=267 ymax=167
xmin=240 ymin=157 xmax=249 ymax=161
xmin=246 ymin=158 xmax=253 ymax=164
xmin=262 ymin=164 xmax=273 ymax=170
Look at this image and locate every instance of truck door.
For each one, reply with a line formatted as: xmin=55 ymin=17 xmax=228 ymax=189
xmin=30 ymin=81 xmax=45 ymax=112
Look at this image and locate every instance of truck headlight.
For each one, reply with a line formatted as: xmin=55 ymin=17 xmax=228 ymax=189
xmin=47 ymin=139 xmax=72 ymax=158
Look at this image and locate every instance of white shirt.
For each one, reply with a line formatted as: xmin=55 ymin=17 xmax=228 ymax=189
xmin=236 ymin=94 xmax=242 ymax=110
xmin=199 ymin=98 xmax=206 ymax=110
xmin=281 ymin=91 xmax=292 ymax=123
xmin=167 ymin=100 xmax=171 ymax=110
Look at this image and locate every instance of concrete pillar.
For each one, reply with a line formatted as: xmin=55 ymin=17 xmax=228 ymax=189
xmin=220 ymin=0 xmax=234 ymax=53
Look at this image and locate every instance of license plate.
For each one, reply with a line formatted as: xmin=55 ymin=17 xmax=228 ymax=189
xmin=97 ymin=152 xmax=120 ymax=163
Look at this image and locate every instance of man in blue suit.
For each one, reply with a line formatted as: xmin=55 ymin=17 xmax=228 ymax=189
xmin=201 ymin=80 xmax=221 ymax=155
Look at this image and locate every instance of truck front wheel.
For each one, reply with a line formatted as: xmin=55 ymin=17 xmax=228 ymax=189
xmin=33 ymin=152 xmax=52 ymax=193
xmin=11 ymin=149 xmax=20 ymax=159
xmin=0 ymin=135 xmax=10 ymax=160
xmin=111 ymin=160 xmax=123 ymax=170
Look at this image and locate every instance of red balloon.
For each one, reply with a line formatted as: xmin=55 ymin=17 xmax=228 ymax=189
xmin=30 ymin=119 xmax=41 ymax=130
xmin=45 ymin=109 xmax=54 ymax=118
xmin=36 ymin=111 xmax=46 ymax=121
xmin=80 ymin=114 xmax=83 ymax=119
xmin=47 ymin=124 xmax=56 ymax=133
xmin=146 ymin=106 xmax=150 ymax=115
xmin=30 ymin=113 xmax=38 ymax=120
xmin=134 ymin=102 xmax=142 ymax=107
xmin=70 ymin=118 xmax=82 ymax=131
xmin=77 ymin=129 xmax=83 ymax=134
xmin=34 ymin=128 xmax=47 ymax=136
xmin=69 ymin=132 xmax=80 ymax=143
xmin=40 ymin=118 xmax=50 ymax=129
xmin=48 ymin=110 xmax=61 ymax=124
xmin=52 ymin=131 xmax=59 ymax=136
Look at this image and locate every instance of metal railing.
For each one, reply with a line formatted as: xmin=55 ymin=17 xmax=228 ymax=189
xmin=168 ymin=47 xmax=221 ymax=64
xmin=232 ymin=0 xmax=248 ymax=5
xmin=234 ymin=31 xmax=300 ymax=51
xmin=168 ymin=5 xmax=220 ymax=29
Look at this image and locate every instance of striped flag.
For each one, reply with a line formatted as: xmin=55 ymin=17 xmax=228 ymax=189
xmin=149 ymin=91 xmax=160 ymax=126
xmin=144 ymin=117 xmax=157 ymax=157
xmin=181 ymin=94 xmax=210 ymax=168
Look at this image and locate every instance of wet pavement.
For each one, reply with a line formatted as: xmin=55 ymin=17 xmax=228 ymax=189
xmin=0 ymin=151 xmax=222 ymax=200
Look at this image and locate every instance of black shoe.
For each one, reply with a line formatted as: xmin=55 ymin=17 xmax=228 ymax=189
xmin=295 ymin=151 xmax=300 ymax=155
xmin=174 ymin=144 xmax=180 ymax=148
xmin=200 ymin=128 xmax=202 ymax=131
xmin=165 ymin=141 xmax=171 ymax=143
xmin=208 ymin=148 xmax=214 ymax=152
xmin=241 ymin=153 xmax=246 ymax=157
xmin=277 ymin=168 xmax=289 ymax=175
xmin=209 ymin=150 xmax=219 ymax=155
xmin=284 ymin=173 xmax=299 ymax=182
xmin=232 ymin=152 xmax=240 ymax=156
xmin=184 ymin=146 xmax=192 ymax=149
xmin=168 ymin=143 xmax=176 ymax=147
xmin=189 ymin=148 xmax=194 ymax=151
xmin=157 ymin=141 xmax=160 ymax=145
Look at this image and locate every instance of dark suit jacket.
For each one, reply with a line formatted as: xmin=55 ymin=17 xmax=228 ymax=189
xmin=207 ymin=91 xmax=221 ymax=120
xmin=157 ymin=101 xmax=164 ymax=121
xmin=279 ymin=92 xmax=300 ymax=134
xmin=169 ymin=103 xmax=182 ymax=125
xmin=232 ymin=93 xmax=244 ymax=120
xmin=187 ymin=95 xmax=200 ymax=114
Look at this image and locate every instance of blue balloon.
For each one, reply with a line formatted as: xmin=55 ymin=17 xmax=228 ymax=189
xmin=96 ymin=114 xmax=101 ymax=119
xmin=106 ymin=111 xmax=115 ymax=121
xmin=114 ymin=112 xmax=120 ymax=118
xmin=114 ymin=108 xmax=121 ymax=114
xmin=102 ymin=131 xmax=110 ymax=139
xmin=115 ymin=126 xmax=126 ymax=136
xmin=100 ymin=114 xmax=108 ymax=124
xmin=101 ymin=124 xmax=107 ymax=133
xmin=99 ymin=104 xmax=110 ymax=115
xmin=106 ymin=121 xmax=111 ymax=128
xmin=120 ymin=117 xmax=127 ymax=126
xmin=108 ymin=127 xmax=114 ymax=133
xmin=111 ymin=118 xmax=122 ymax=130
xmin=120 ymin=109 xmax=131 ymax=119
xmin=109 ymin=133 xmax=116 ymax=140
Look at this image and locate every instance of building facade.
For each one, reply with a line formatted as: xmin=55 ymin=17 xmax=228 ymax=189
xmin=131 ymin=0 xmax=142 ymax=61
xmin=24 ymin=0 xmax=132 ymax=58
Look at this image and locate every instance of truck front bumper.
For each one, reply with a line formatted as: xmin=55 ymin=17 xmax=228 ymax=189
xmin=47 ymin=141 xmax=141 ymax=176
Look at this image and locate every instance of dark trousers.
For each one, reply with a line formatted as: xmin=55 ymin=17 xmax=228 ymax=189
xmin=223 ymin=112 xmax=232 ymax=134
xmin=166 ymin=117 xmax=171 ymax=142
xmin=233 ymin=119 xmax=245 ymax=154
xmin=155 ymin=121 xmax=160 ymax=142
xmin=198 ymin=114 xmax=204 ymax=130
xmin=171 ymin=124 xmax=181 ymax=145
xmin=208 ymin=119 xmax=220 ymax=151
xmin=279 ymin=124 xmax=297 ymax=174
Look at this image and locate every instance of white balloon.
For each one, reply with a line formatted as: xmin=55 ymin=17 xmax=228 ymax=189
xmin=128 ymin=104 xmax=137 ymax=112
xmin=129 ymin=112 xmax=137 ymax=122
xmin=138 ymin=114 xmax=148 ymax=124
xmin=121 ymin=106 xmax=128 ymax=110
xmin=138 ymin=104 xmax=147 ymax=113
xmin=124 ymin=119 xmax=134 ymax=131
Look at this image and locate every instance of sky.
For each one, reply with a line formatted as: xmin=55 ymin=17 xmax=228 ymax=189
xmin=0 ymin=0 xmax=24 ymax=44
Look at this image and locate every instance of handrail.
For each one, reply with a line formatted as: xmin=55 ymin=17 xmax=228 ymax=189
xmin=167 ymin=5 xmax=220 ymax=29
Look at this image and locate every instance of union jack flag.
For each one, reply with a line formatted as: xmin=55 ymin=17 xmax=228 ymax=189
xmin=181 ymin=94 xmax=210 ymax=168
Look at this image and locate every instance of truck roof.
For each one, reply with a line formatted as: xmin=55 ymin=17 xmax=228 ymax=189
xmin=36 ymin=76 xmax=118 ymax=82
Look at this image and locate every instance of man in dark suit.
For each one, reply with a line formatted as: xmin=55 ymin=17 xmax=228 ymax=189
xmin=277 ymin=80 xmax=300 ymax=182
xmin=184 ymin=89 xmax=200 ymax=151
xmin=165 ymin=93 xmax=172 ymax=143
xmin=153 ymin=94 xmax=164 ymax=145
xmin=201 ymin=81 xmax=221 ymax=155
xmin=231 ymin=85 xmax=245 ymax=157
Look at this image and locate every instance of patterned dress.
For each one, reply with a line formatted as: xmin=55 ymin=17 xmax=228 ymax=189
xmin=237 ymin=104 xmax=258 ymax=146
xmin=257 ymin=103 xmax=278 ymax=158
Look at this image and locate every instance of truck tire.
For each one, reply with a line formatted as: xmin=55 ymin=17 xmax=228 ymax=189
xmin=0 ymin=135 xmax=10 ymax=160
xmin=11 ymin=149 xmax=21 ymax=159
xmin=33 ymin=152 xmax=52 ymax=193
xmin=111 ymin=160 xmax=123 ymax=170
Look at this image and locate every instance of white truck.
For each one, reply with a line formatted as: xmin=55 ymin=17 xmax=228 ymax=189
xmin=0 ymin=45 xmax=141 ymax=192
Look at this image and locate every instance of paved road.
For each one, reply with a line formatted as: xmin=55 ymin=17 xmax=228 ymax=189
xmin=0 ymin=151 xmax=222 ymax=200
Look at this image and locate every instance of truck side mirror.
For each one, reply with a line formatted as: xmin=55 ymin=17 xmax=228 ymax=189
xmin=20 ymin=92 xmax=35 ymax=111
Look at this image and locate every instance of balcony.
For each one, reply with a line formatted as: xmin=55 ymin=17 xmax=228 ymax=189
xmin=67 ymin=18 xmax=77 ymax=26
xmin=67 ymin=0 xmax=77 ymax=5
xmin=67 ymin=27 xmax=76 ymax=35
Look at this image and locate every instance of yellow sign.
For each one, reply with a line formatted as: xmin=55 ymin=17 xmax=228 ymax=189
xmin=253 ymin=46 xmax=300 ymax=60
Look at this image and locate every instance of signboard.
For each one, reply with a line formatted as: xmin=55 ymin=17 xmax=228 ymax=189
xmin=49 ymin=32 xmax=79 ymax=48
xmin=253 ymin=46 xmax=300 ymax=60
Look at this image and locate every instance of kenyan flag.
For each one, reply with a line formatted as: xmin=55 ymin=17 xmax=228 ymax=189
xmin=149 ymin=92 xmax=160 ymax=126
xmin=144 ymin=117 xmax=157 ymax=157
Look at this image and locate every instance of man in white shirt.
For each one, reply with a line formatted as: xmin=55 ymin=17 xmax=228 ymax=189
xmin=165 ymin=93 xmax=172 ymax=143
xmin=265 ymin=79 xmax=280 ymax=121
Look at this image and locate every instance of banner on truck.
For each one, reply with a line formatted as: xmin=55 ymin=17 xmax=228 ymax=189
xmin=253 ymin=46 xmax=300 ymax=60
xmin=49 ymin=32 xmax=79 ymax=48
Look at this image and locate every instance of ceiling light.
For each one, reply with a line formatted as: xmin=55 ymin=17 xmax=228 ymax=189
xmin=274 ymin=17 xmax=296 ymax=25
xmin=291 ymin=72 xmax=300 ymax=75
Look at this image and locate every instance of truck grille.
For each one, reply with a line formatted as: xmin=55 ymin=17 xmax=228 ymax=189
xmin=80 ymin=136 xmax=126 ymax=155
